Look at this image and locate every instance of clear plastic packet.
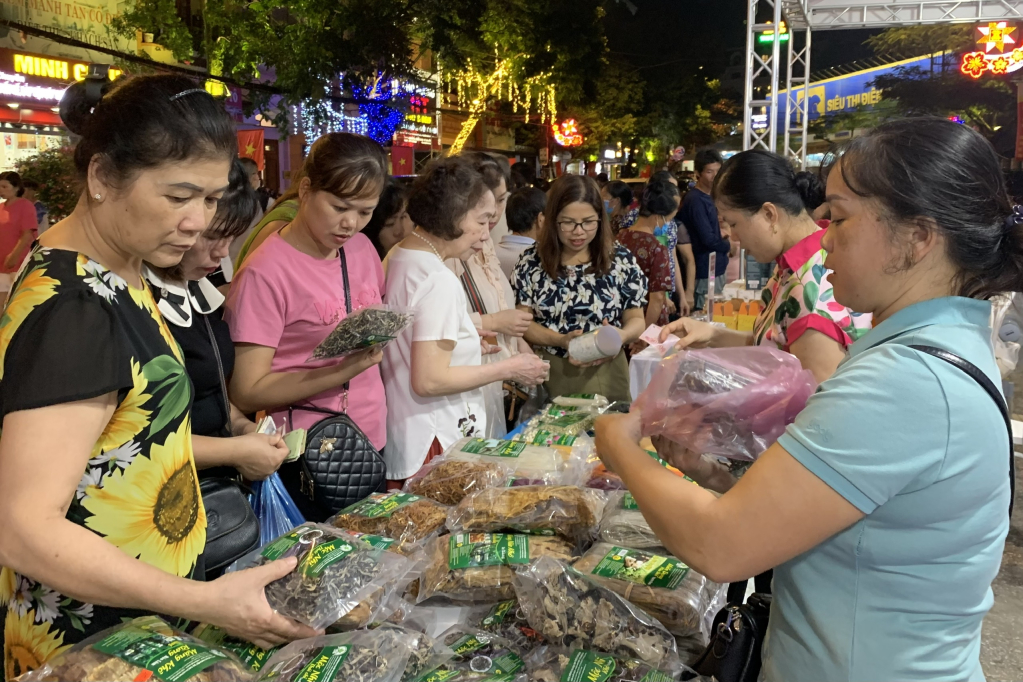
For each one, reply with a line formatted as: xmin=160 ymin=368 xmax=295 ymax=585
xmin=552 ymin=393 xmax=610 ymax=410
xmin=512 ymin=556 xmax=681 ymax=673
xmin=436 ymin=625 xmax=528 ymax=677
xmin=525 ymin=646 xmax=683 ymax=682
xmin=255 ymin=629 xmax=413 ymax=682
xmin=466 ymin=600 xmax=545 ymax=652
xmin=447 ymin=486 xmax=607 ymax=544
xmin=413 ymin=671 xmax=526 ymax=682
xmin=598 ymin=492 xmax=662 ymax=549
xmin=191 ymin=624 xmax=279 ymax=674
xmin=585 ymin=463 xmax=626 ymax=491
xmin=635 ymin=347 xmax=817 ymax=462
xmin=418 ymin=532 xmax=576 ymax=603
xmin=572 ymin=542 xmax=724 ymax=639
xmin=328 ymin=492 xmax=450 ymax=549
xmin=404 ymin=457 xmax=514 ymax=506
xmin=308 ymin=304 xmax=414 ymax=361
xmin=227 ymin=524 xmax=415 ymax=630
xmin=442 ymin=437 xmax=582 ymax=486
xmin=368 ymin=624 xmax=454 ymax=682
xmin=15 ymin=616 xmax=253 ymax=682
xmin=520 ymin=409 xmax=599 ymax=442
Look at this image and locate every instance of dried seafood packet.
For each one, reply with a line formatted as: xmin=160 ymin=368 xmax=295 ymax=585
xmin=447 ymin=486 xmax=606 ymax=544
xmin=16 ymin=616 xmax=253 ymax=682
xmin=329 ymin=491 xmax=449 ymax=549
xmin=191 ymin=624 xmax=278 ymax=674
xmin=466 ymin=600 xmax=545 ymax=652
xmin=525 ymin=646 xmax=683 ymax=682
xmin=256 ymin=629 xmax=414 ymax=682
xmin=228 ymin=524 xmax=415 ymax=630
xmin=418 ymin=532 xmax=576 ymax=603
xmin=572 ymin=543 xmax=724 ymax=639
xmin=309 ymin=304 xmax=414 ymax=361
xmin=512 ymin=556 xmax=681 ymax=673
xmin=404 ymin=457 xmax=513 ymax=506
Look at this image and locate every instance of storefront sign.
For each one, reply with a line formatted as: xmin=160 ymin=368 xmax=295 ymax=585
xmin=0 ymin=0 xmax=129 ymax=52
xmin=12 ymin=52 xmax=121 ymax=82
xmin=394 ymin=72 xmax=438 ymax=146
xmin=0 ymin=70 xmax=63 ymax=101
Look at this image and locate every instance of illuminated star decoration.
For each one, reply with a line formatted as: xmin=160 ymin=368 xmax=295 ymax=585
xmin=552 ymin=119 xmax=584 ymax=147
xmin=978 ymin=21 xmax=1016 ymax=53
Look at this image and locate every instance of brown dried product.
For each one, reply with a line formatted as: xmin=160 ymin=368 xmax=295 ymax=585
xmin=17 ymin=617 xmax=253 ymax=682
xmin=404 ymin=458 xmax=511 ymax=506
xmin=525 ymin=646 xmax=679 ymax=682
xmin=467 ymin=600 xmax=545 ymax=653
xmin=255 ymin=629 xmax=414 ymax=682
xmin=309 ymin=305 xmax=413 ymax=360
xmin=448 ymin=486 xmax=606 ymax=543
xmin=598 ymin=492 xmax=663 ymax=549
xmin=511 ymin=556 xmax=681 ymax=673
xmin=572 ymin=543 xmax=723 ymax=638
xmin=437 ymin=625 xmax=527 ymax=678
xmin=418 ymin=533 xmax=576 ymax=603
xmin=329 ymin=492 xmax=449 ymax=548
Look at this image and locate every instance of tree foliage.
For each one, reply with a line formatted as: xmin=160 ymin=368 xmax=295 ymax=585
xmin=865 ymin=24 xmax=975 ymax=61
xmin=17 ymin=147 xmax=79 ymax=223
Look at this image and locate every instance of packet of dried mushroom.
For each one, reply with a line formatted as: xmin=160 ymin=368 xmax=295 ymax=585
xmin=328 ymin=491 xmax=449 ymax=548
xmin=436 ymin=625 xmax=528 ymax=678
xmin=228 ymin=524 xmax=415 ymax=630
xmin=16 ymin=616 xmax=254 ymax=682
xmin=443 ymin=437 xmax=585 ymax=486
xmin=308 ymin=305 xmax=414 ymax=361
xmin=572 ymin=543 xmax=724 ymax=639
xmin=447 ymin=486 xmax=607 ymax=544
xmin=191 ymin=624 xmax=277 ymax=674
xmin=417 ymin=532 xmax=576 ymax=603
xmin=511 ymin=556 xmax=681 ymax=673
xmin=255 ymin=629 xmax=414 ymax=682
xmin=525 ymin=646 xmax=681 ymax=682
xmin=466 ymin=600 xmax=545 ymax=653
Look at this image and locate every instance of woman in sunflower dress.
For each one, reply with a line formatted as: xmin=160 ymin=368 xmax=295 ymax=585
xmin=0 ymin=74 xmax=315 ymax=681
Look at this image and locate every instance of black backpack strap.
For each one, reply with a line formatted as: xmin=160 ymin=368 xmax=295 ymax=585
xmin=909 ymin=345 xmax=1015 ymax=518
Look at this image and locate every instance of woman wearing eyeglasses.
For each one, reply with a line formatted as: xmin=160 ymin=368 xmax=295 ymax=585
xmin=512 ymin=175 xmax=647 ymax=401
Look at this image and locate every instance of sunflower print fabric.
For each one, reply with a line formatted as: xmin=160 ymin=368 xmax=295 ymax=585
xmin=0 ymin=247 xmax=204 ymax=681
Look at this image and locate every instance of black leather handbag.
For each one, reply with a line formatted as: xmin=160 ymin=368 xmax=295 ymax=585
xmin=198 ymin=315 xmax=261 ymax=579
xmin=284 ymin=249 xmax=387 ymax=519
xmin=684 ymin=344 xmax=1016 ymax=682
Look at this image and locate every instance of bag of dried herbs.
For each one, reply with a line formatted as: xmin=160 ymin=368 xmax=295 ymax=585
xmin=369 ymin=625 xmax=454 ymax=682
xmin=597 ymin=492 xmax=664 ymax=550
xmin=308 ymin=304 xmax=414 ymax=361
xmin=228 ymin=524 xmax=416 ymax=630
xmin=442 ymin=437 xmax=585 ymax=487
xmin=447 ymin=486 xmax=607 ymax=544
xmin=16 ymin=616 xmax=254 ymax=682
xmin=403 ymin=457 xmax=513 ymax=506
xmin=466 ymin=600 xmax=545 ymax=653
xmin=572 ymin=543 xmax=724 ymax=639
xmin=329 ymin=491 xmax=449 ymax=549
xmin=511 ymin=557 xmax=681 ymax=673
xmin=435 ymin=625 xmax=528 ymax=678
xmin=191 ymin=624 xmax=278 ymax=675
xmin=418 ymin=532 xmax=576 ymax=603
xmin=255 ymin=629 xmax=414 ymax=682
xmin=525 ymin=646 xmax=683 ymax=682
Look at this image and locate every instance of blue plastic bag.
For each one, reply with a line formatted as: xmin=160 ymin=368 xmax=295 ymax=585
xmin=249 ymin=472 xmax=305 ymax=546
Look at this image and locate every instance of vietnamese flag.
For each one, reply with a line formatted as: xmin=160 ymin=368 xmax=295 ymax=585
xmin=238 ymin=130 xmax=265 ymax=170
xmin=390 ymin=145 xmax=414 ymax=176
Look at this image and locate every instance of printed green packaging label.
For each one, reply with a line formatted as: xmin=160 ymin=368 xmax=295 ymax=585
xmin=260 ymin=525 xmax=318 ymax=561
xmin=460 ymin=438 xmax=526 ymax=458
xmin=530 ymin=430 xmax=578 ymax=446
xmin=416 ymin=670 xmax=461 ymax=682
xmin=301 ymin=538 xmax=356 ymax=577
xmin=448 ymin=533 xmax=530 ymax=570
xmin=546 ymin=405 xmax=580 ymax=417
xmin=591 ymin=546 xmax=690 ymax=590
xmin=546 ymin=413 xmax=592 ymax=428
xmin=358 ymin=334 xmax=396 ymax=347
xmin=480 ymin=600 xmax=516 ymax=628
xmin=346 ymin=532 xmax=396 ymax=550
xmin=92 ymin=626 xmax=234 ymax=682
xmin=339 ymin=491 xmax=420 ymax=519
xmin=621 ymin=492 xmax=639 ymax=510
xmin=294 ymin=644 xmax=351 ymax=682
xmin=191 ymin=624 xmax=276 ymax=672
xmin=566 ymin=393 xmax=596 ymax=399
xmin=559 ymin=650 xmax=617 ymax=682
xmin=450 ymin=633 xmax=489 ymax=657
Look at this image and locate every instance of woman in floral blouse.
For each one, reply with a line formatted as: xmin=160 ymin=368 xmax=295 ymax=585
xmin=660 ymin=150 xmax=870 ymax=382
xmin=0 ymin=74 xmax=315 ymax=680
xmin=618 ymin=180 xmax=677 ymax=327
xmin=513 ymin=175 xmax=647 ymax=401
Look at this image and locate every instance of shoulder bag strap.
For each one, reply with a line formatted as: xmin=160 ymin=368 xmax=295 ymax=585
xmin=909 ymin=344 xmax=1015 ymax=518
xmin=202 ymin=314 xmax=233 ymax=438
xmin=459 ymin=264 xmax=488 ymax=316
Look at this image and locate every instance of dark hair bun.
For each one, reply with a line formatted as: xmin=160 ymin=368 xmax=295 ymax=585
xmin=59 ymin=79 xmax=102 ymax=136
xmin=714 ymin=149 xmax=821 ymax=216
xmin=794 ymin=171 xmax=825 ymax=212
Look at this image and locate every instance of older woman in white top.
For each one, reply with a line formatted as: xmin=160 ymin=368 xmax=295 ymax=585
xmin=383 ymin=156 xmax=548 ymax=484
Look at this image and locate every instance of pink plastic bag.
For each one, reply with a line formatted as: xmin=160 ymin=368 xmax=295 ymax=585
xmin=635 ymin=346 xmax=818 ymax=461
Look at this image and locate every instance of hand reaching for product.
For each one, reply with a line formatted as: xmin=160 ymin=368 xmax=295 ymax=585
xmin=505 ymin=352 xmax=549 ymax=386
xmin=231 ymin=431 xmax=289 ymax=481
xmin=485 ymin=308 xmax=533 ymax=337
xmin=202 ymin=557 xmax=322 ymax=649
xmin=657 ymin=317 xmax=717 ymax=349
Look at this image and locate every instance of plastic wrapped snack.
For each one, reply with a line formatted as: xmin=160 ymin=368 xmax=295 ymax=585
xmin=447 ymin=486 xmax=606 ymax=543
xmin=256 ymin=629 xmax=413 ymax=682
xmin=444 ymin=437 xmax=581 ymax=486
xmin=17 ymin=616 xmax=253 ymax=682
xmin=552 ymin=393 xmax=610 ymax=410
xmin=520 ymin=409 xmax=598 ymax=443
xmin=526 ymin=646 xmax=680 ymax=682
xmin=309 ymin=305 xmax=414 ymax=360
xmin=467 ymin=600 xmax=545 ymax=652
xmin=635 ymin=347 xmax=817 ymax=462
xmin=329 ymin=492 xmax=449 ymax=548
xmin=404 ymin=457 xmax=513 ymax=506
xmin=512 ymin=557 xmax=680 ymax=673
xmin=572 ymin=543 xmax=723 ymax=638
xmin=598 ymin=492 xmax=662 ymax=549
xmin=419 ymin=532 xmax=576 ymax=603
xmin=191 ymin=624 xmax=278 ymax=674
xmin=438 ymin=625 xmax=528 ymax=677
xmin=229 ymin=524 xmax=414 ymax=629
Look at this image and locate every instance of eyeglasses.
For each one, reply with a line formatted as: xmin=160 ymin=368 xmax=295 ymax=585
xmin=557 ymin=218 xmax=600 ymax=234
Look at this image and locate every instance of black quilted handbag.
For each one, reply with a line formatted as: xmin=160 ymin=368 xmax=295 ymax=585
xmin=282 ymin=249 xmax=387 ymax=520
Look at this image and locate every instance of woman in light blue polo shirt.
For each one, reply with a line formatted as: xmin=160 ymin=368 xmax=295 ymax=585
xmin=596 ymin=117 xmax=1014 ymax=682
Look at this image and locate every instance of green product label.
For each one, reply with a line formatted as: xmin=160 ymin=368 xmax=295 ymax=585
xmin=416 ymin=670 xmax=461 ymax=682
xmin=450 ymin=633 xmax=488 ymax=657
xmin=560 ymin=650 xmax=617 ymax=682
xmin=546 ymin=413 xmax=591 ymax=428
xmin=295 ymin=644 xmax=351 ymax=682
xmin=490 ymin=652 xmax=524 ymax=675
xmin=621 ymin=492 xmax=638 ymax=510
xmin=640 ymin=671 xmax=673 ymax=682
xmin=191 ymin=625 xmax=276 ymax=672
xmin=448 ymin=534 xmax=530 ymax=570
xmin=340 ymin=491 xmax=420 ymax=519
xmin=566 ymin=393 xmax=596 ymax=399
xmin=301 ymin=538 xmax=356 ymax=577
xmin=546 ymin=405 xmax=579 ymax=417
xmin=357 ymin=334 xmax=395 ymax=347
xmin=590 ymin=546 xmax=690 ymax=590
xmin=92 ymin=626 xmax=232 ymax=682
xmin=260 ymin=525 xmax=318 ymax=561
xmin=480 ymin=600 xmax=515 ymax=628
xmin=531 ymin=430 xmax=577 ymax=446
xmin=460 ymin=438 xmax=526 ymax=458
xmin=348 ymin=532 xmax=396 ymax=549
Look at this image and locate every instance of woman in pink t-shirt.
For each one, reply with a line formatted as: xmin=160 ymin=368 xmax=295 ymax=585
xmin=0 ymin=172 xmax=39 ymax=281
xmin=225 ymin=133 xmax=388 ymax=520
